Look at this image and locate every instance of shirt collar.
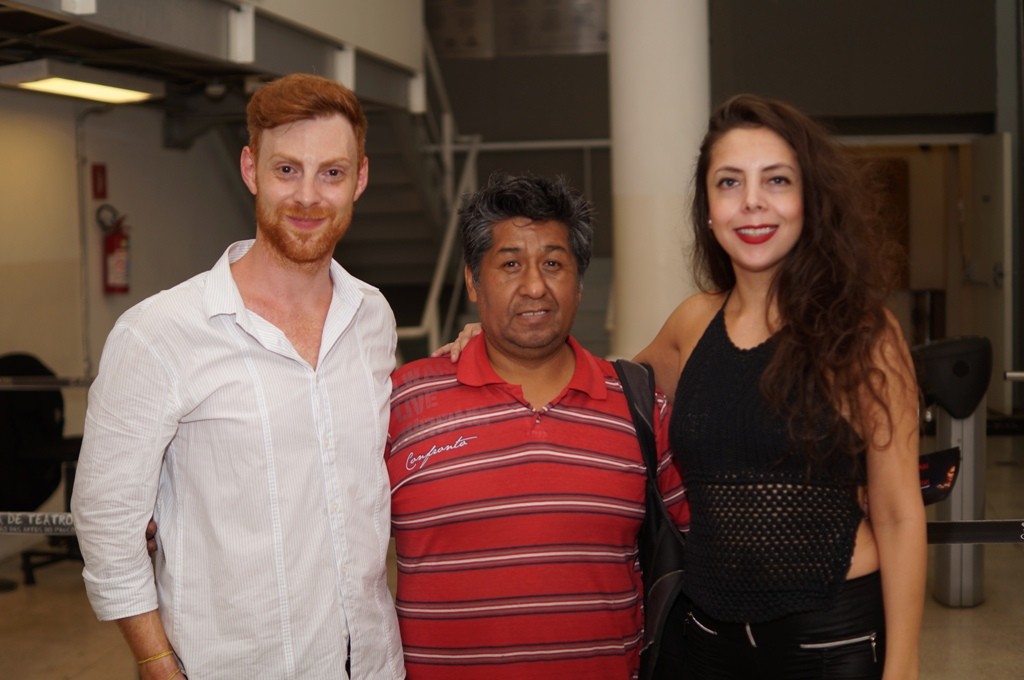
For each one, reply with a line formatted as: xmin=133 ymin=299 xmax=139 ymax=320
xmin=201 ymin=239 xmax=366 ymax=324
xmin=456 ymin=333 xmax=608 ymax=401
xmin=202 ymin=240 xmax=252 ymax=319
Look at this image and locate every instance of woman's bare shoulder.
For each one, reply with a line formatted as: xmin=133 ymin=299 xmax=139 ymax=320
xmin=665 ymin=291 xmax=725 ymax=341
xmin=637 ymin=291 xmax=726 ymax=398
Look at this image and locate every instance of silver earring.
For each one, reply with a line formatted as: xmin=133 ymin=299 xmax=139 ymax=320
xmin=708 ymin=219 xmax=713 ymax=228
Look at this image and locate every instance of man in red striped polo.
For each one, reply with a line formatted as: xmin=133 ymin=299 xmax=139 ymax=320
xmin=387 ymin=173 xmax=688 ymax=679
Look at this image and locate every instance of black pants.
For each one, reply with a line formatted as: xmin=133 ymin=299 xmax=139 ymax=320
xmin=674 ymin=572 xmax=885 ymax=680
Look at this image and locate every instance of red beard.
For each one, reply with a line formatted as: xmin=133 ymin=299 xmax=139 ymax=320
xmin=255 ymin=195 xmax=353 ymax=265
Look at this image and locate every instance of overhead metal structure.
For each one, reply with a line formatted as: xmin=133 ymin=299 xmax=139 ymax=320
xmin=0 ymin=0 xmax=420 ymax=147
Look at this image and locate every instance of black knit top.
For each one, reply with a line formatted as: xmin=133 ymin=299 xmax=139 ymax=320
xmin=670 ymin=307 xmax=866 ymax=623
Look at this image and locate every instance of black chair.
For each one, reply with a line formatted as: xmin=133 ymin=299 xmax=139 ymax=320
xmin=912 ymin=336 xmax=992 ymax=508
xmin=0 ymin=353 xmax=83 ymax=585
xmin=913 ymin=336 xmax=992 ymax=420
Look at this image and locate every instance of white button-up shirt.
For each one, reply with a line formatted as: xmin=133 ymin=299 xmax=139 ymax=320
xmin=72 ymin=240 xmax=405 ymax=679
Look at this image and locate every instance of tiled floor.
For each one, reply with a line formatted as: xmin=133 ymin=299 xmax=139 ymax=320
xmin=1 ymin=436 xmax=1021 ymax=679
xmin=918 ymin=433 xmax=1024 ymax=680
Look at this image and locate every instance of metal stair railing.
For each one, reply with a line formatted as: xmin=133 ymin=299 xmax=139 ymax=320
xmin=396 ymin=139 xmax=479 ymax=353
xmin=420 ymin=29 xmax=458 ymax=213
xmin=394 ymin=30 xmax=481 ymax=356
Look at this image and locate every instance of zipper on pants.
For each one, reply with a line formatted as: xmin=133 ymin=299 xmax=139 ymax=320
xmin=799 ymin=632 xmax=878 ymax=663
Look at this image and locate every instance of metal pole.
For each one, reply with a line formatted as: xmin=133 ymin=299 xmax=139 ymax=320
xmin=932 ymin=401 xmax=987 ymax=607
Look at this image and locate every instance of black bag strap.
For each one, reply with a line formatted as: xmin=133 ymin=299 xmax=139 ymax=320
xmin=614 ymin=359 xmax=660 ymax=487
xmin=615 ymin=359 xmax=687 ymax=680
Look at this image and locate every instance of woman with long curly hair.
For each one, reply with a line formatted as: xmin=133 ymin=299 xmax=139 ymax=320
xmin=635 ymin=94 xmax=925 ymax=679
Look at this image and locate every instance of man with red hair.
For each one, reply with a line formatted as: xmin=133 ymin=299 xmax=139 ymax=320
xmin=73 ymin=73 xmax=404 ymax=679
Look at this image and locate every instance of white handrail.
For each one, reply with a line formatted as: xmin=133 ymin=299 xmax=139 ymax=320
xmin=393 ymin=30 xmax=481 ymax=355
xmin=396 ymin=137 xmax=480 ymax=351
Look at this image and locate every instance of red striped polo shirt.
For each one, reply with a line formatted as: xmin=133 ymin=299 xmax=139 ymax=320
xmin=387 ymin=335 xmax=688 ymax=680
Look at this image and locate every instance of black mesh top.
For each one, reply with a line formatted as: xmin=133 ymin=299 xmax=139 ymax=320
xmin=670 ymin=306 xmax=866 ymax=623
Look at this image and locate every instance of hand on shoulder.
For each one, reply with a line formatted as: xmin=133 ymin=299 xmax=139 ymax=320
xmin=431 ymin=322 xmax=482 ymax=362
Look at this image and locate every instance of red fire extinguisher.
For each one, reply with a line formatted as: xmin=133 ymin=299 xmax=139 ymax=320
xmin=97 ymin=203 xmax=130 ymax=294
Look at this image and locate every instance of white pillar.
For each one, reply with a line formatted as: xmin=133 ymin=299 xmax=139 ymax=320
xmin=608 ymin=0 xmax=709 ymax=358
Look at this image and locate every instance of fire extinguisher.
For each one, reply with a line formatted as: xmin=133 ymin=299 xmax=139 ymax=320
xmin=97 ymin=203 xmax=130 ymax=294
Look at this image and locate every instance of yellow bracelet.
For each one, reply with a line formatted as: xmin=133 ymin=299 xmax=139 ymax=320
xmin=165 ymin=669 xmax=182 ymax=680
xmin=137 ymin=649 xmax=175 ymax=665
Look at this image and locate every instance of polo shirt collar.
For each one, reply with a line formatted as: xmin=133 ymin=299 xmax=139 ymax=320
xmin=457 ymin=333 xmax=608 ymax=401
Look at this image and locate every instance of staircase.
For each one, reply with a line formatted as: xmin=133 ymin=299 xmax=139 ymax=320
xmin=334 ymin=108 xmax=457 ymax=360
xmin=338 ymin=109 xmax=446 ymax=289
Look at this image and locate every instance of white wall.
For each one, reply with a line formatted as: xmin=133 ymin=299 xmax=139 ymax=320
xmin=0 ymin=88 xmax=252 ymax=560
xmin=950 ymin=137 xmax=1015 ymax=414
xmin=0 ymin=91 xmax=83 ymax=384
xmin=77 ymin=104 xmax=255 ymax=380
